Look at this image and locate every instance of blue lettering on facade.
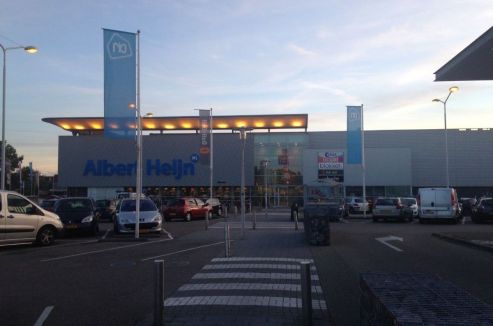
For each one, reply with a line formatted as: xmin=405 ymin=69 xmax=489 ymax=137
xmin=84 ymin=158 xmax=195 ymax=179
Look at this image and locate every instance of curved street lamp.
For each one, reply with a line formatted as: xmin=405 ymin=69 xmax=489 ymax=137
xmin=432 ymin=86 xmax=459 ymax=188
xmin=233 ymin=127 xmax=253 ymax=239
xmin=1 ymin=43 xmax=37 ymax=190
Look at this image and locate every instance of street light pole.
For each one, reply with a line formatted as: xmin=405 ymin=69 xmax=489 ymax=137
xmin=234 ymin=127 xmax=252 ymax=239
xmin=433 ymin=86 xmax=459 ymax=188
xmin=261 ymin=160 xmax=270 ymax=218
xmin=1 ymin=43 xmax=37 ymax=190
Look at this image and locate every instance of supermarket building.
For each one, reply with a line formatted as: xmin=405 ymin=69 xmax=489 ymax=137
xmin=43 ymin=114 xmax=493 ymax=205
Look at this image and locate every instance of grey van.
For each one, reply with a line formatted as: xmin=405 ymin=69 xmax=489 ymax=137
xmin=417 ymin=188 xmax=461 ymax=223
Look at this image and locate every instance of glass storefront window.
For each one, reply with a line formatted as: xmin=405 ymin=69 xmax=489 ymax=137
xmin=254 ymin=133 xmax=308 ymax=206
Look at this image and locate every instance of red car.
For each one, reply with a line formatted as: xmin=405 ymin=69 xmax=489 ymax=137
xmin=163 ymin=197 xmax=212 ymax=222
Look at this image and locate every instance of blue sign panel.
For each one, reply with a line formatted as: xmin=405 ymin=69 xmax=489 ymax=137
xmin=347 ymin=106 xmax=362 ymax=164
xmin=103 ymin=29 xmax=136 ymax=138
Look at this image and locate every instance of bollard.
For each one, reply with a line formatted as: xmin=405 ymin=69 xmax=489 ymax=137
xmin=252 ymin=210 xmax=256 ymax=230
xmin=294 ymin=211 xmax=299 ymax=230
xmin=205 ymin=214 xmax=209 ymax=231
xmin=234 ymin=205 xmax=238 ymax=217
xmin=224 ymin=223 xmax=230 ymax=257
xmin=300 ymin=261 xmax=312 ymax=326
xmin=224 ymin=206 xmax=228 ymax=218
xmin=154 ymin=260 xmax=164 ymax=326
xmin=224 ymin=224 xmax=232 ymax=257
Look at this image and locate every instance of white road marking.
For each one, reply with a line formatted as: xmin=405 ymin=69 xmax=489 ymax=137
xmin=34 ymin=306 xmax=54 ymax=326
xmin=177 ymin=282 xmax=323 ymax=293
xmin=141 ymin=241 xmax=225 ymax=261
xmin=192 ymin=272 xmax=319 ymax=280
xmin=163 ymin=296 xmax=327 ymax=310
xmin=41 ymin=238 xmax=173 ymax=262
xmin=162 ymin=228 xmax=174 ymax=240
xmin=375 ymin=235 xmax=404 ymax=252
xmin=203 ymin=263 xmax=317 ymax=271
xmin=212 ymin=257 xmax=314 ymax=263
xmin=100 ymin=228 xmax=111 ymax=240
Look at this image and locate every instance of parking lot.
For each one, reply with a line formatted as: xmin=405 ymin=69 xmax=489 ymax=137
xmin=1 ymin=211 xmax=493 ymax=325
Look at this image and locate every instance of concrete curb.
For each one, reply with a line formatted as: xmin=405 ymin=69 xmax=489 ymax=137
xmin=432 ymin=233 xmax=493 ymax=254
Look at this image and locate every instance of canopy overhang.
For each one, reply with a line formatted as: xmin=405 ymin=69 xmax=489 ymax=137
xmin=435 ymin=26 xmax=493 ymax=81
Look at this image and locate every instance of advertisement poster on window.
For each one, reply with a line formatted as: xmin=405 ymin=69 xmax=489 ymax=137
xmin=318 ymin=151 xmax=344 ymax=182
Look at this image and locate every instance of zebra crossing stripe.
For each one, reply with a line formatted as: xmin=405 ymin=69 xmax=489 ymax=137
xmin=164 ymin=295 xmax=327 ymax=310
xmin=203 ymin=263 xmax=317 ymax=271
xmin=192 ymin=272 xmax=319 ymax=281
xmin=177 ymin=282 xmax=323 ymax=293
xmin=211 ymin=257 xmax=314 ymax=263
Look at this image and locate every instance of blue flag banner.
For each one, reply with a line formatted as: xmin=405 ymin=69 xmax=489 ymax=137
xmin=198 ymin=109 xmax=211 ymax=165
xmin=347 ymin=106 xmax=362 ymax=164
xmin=104 ymin=29 xmax=137 ymax=138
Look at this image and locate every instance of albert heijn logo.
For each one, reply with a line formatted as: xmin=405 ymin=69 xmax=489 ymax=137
xmin=106 ymin=33 xmax=134 ymax=60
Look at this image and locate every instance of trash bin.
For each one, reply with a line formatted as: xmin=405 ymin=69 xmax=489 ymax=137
xmin=303 ymin=204 xmax=339 ymax=246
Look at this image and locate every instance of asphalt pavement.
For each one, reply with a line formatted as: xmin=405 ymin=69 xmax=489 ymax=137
xmin=1 ymin=210 xmax=493 ymax=326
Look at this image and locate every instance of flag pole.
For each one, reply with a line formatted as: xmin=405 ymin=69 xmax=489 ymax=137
xmin=210 ymin=107 xmax=213 ymax=211
xmin=135 ymin=30 xmax=141 ymax=239
xmin=361 ymin=104 xmax=367 ymax=219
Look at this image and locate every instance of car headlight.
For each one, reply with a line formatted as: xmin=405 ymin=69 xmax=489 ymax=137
xmin=152 ymin=214 xmax=162 ymax=222
xmin=81 ymin=215 xmax=93 ymax=223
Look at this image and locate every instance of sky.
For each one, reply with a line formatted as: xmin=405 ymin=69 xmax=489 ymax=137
xmin=1 ymin=0 xmax=493 ymax=175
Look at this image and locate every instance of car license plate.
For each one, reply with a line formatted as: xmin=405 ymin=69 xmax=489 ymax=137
xmin=65 ymin=225 xmax=77 ymax=229
xmin=169 ymin=213 xmax=176 ymax=216
xmin=140 ymin=229 xmax=149 ymax=234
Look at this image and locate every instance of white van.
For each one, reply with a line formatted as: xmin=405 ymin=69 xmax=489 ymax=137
xmin=417 ymin=188 xmax=461 ymax=223
xmin=0 ymin=191 xmax=64 ymax=246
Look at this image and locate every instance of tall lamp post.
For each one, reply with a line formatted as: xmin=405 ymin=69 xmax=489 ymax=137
xmin=433 ymin=86 xmax=459 ymax=188
xmin=234 ymin=127 xmax=253 ymax=239
xmin=1 ymin=43 xmax=37 ymax=190
xmin=261 ymin=160 xmax=270 ymax=218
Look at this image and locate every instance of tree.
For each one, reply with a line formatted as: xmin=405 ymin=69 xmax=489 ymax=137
xmin=1 ymin=142 xmax=24 ymax=171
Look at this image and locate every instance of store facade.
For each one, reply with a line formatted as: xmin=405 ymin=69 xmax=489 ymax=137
xmin=45 ymin=115 xmax=493 ymax=205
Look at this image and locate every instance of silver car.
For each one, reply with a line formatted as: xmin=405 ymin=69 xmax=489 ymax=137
xmin=114 ymin=198 xmax=162 ymax=234
xmin=0 ymin=191 xmax=64 ymax=246
xmin=372 ymin=197 xmax=410 ymax=222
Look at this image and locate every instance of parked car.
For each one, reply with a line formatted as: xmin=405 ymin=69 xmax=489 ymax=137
xmin=40 ymin=198 xmax=58 ymax=212
xmin=401 ymin=197 xmax=419 ymax=219
xmin=114 ymin=198 xmax=162 ymax=234
xmin=471 ymin=197 xmax=493 ymax=223
xmin=0 ymin=191 xmax=64 ymax=246
xmin=344 ymin=197 xmax=370 ymax=215
xmin=95 ymin=199 xmax=116 ymax=221
xmin=54 ymin=197 xmax=100 ymax=235
xmin=372 ymin=197 xmax=411 ymax=222
xmin=205 ymin=198 xmax=223 ymax=217
xmin=163 ymin=197 xmax=212 ymax=222
xmin=417 ymin=188 xmax=461 ymax=223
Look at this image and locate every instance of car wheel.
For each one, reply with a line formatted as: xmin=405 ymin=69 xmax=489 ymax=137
xmin=372 ymin=217 xmax=378 ymax=222
xmin=471 ymin=216 xmax=480 ymax=223
xmin=185 ymin=212 xmax=192 ymax=222
xmin=36 ymin=226 xmax=56 ymax=246
xmin=419 ymin=218 xmax=425 ymax=224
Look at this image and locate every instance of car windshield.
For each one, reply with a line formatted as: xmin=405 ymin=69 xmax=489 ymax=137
xmin=120 ymin=199 xmax=157 ymax=212
xmin=96 ymin=200 xmax=108 ymax=208
xmin=481 ymin=199 xmax=493 ymax=207
xmin=57 ymin=199 xmax=92 ymax=212
xmin=376 ymin=198 xmax=398 ymax=206
xmin=41 ymin=200 xmax=56 ymax=208
xmin=401 ymin=198 xmax=416 ymax=206
xmin=168 ymin=199 xmax=185 ymax=207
